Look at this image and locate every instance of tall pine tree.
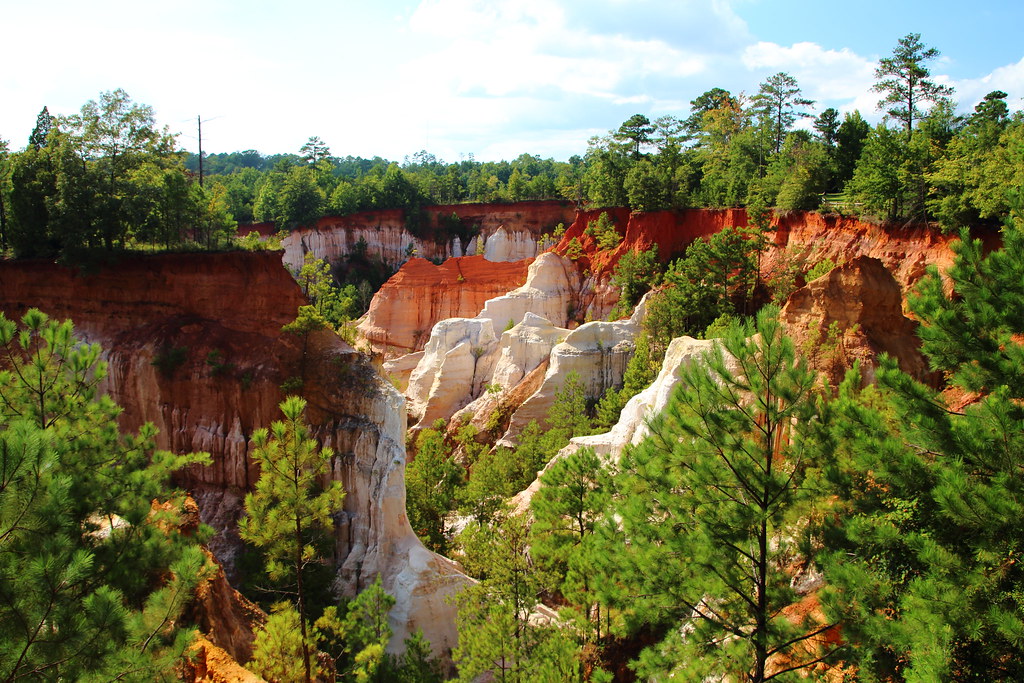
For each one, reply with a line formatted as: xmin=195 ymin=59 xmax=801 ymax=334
xmin=0 ymin=309 xmax=210 ymax=680
xmin=595 ymin=307 xmax=838 ymax=681
xmin=239 ymin=395 xmax=345 ymax=683
xmin=817 ymin=196 xmax=1024 ymax=680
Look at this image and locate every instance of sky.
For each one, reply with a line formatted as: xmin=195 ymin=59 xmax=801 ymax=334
xmin=3 ymin=0 xmax=1024 ymax=162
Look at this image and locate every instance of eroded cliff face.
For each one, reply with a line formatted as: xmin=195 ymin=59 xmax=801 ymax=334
xmin=780 ymin=256 xmax=931 ymax=385
xmin=373 ymin=207 xmax=976 ymax=449
xmin=548 ymin=207 xmax=992 ymax=306
xmin=402 ymin=253 xmax=587 ymax=434
xmin=379 ymin=208 xmax=968 ymax=343
xmin=279 ymin=201 xmax=575 ymax=273
xmin=0 ymin=251 xmax=465 ymax=657
xmin=357 ymin=256 xmax=532 ymax=354
xmin=510 ymin=335 xmax=736 ymax=514
xmin=766 ymin=211 xmax=991 ymax=293
xmin=553 ymin=207 xmax=747 ymax=275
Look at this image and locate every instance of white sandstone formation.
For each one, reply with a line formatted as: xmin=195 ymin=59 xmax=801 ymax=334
xmin=281 ymin=225 xmax=420 ymax=273
xmin=403 ymin=253 xmax=579 ymax=432
xmin=489 ymin=312 xmax=569 ymax=389
xmin=478 ymin=252 xmax=580 ymax=330
xmin=382 ymin=351 xmax=424 ymax=391
xmin=483 ymin=226 xmax=539 ymax=262
xmin=327 ymin=373 xmax=467 ymax=655
xmin=445 ymin=313 xmax=567 ymax=436
xmin=511 ymin=335 xmax=733 ymax=513
xmin=406 ymin=318 xmax=499 ymax=428
xmin=500 ymin=315 xmax=640 ymax=444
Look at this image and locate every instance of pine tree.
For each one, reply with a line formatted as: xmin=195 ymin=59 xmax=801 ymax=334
xmin=319 ymin=575 xmax=395 ymax=682
xmin=530 ymin=447 xmax=610 ymax=641
xmin=0 ymin=309 xmax=210 ymax=680
xmin=453 ymin=510 xmax=579 ymax=682
xmin=750 ymin=72 xmax=815 ymax=155
xmin=406 ymin=426 xmax=461 ymax=554
xmin=817 ymin=197 xmax=1024 ymax=679
xmin=239 ymin=395 xmax=345 ymax=683
xmin=595 ymin=307 xmax=838 ymax=681
xmin=873 ymin=33 xmax=954 ymax=139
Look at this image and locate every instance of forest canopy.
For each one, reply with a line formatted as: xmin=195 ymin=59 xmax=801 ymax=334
xmin=1 ymin=34 xmax=1021 ymax=264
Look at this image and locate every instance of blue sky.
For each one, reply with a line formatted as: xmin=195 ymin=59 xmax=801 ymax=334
xmin=3 ymin=0 xmax=1023 ymax=162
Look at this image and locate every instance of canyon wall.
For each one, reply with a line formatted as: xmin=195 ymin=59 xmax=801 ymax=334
xmin=780 ymin=255 xmax=931 ymax=385
xmin=549 ymin=206 xmax=989 ymax=292
xmin=553 ymin=207 xmax=748 ymax=274
xmin=766 ymin=211 xmax=993 ymax=292
xmin=275 ymin=200 xmax=575 ymax=272
xmin=357 ymin=256 xmax=532 ymax=354
xmin=0 ymin=251 xmax=465 ymax=657
xmin=364 ymin=208 xmax=976 ymax=400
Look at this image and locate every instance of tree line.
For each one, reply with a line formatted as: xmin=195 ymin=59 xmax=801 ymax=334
xmin=1 ymin=33 xmax=1019 ymax=263
xmin=183 ymin=32 xmax=1020 ymax=232
xmin=0 ymin=91 xmax=236 ymax=260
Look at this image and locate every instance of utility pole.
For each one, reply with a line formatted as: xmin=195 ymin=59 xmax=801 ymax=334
xmin=197 ymin=115 xmax=204 ymax=187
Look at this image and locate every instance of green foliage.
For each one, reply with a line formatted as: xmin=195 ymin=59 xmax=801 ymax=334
xmin=387 ymin=629 xmax=444 ymax=683
xmin=806 ymin=257 xmax=837 ymax=281
xmin=848 ymin=124 xmax=907 ymax=220
xmin=453 ymin=510 xmax=583 ymax=682
xmin=547 ymin=370 xmax=594 ymax=439
xmin=251 ymin=602 xmax=324 ymax=683
xmin=292 ymin=253 xmax=360 ymax=330
xmin=594 ymin=307 xmax=834 ymax=680
xmin=814 ymin=202 xmax=1024 ymax=680
xmin=750 ymin=72 xmax=815 ymax=155
xmin=406 ymin=427 xmax=462 ymax=554
xmin=531 ymin=447 xmax=611 ymax=642
xmin=928 ymin=96 xmax=1023 ymax=229
xmin=205 ymin=348 xmax=233 ymax=376
xmin=459 ymin=372 xmax=593 ymax=526
xmin=6 ymin=90 xmax=236 ymax=260
xmin=564 ymin=236 xmax=584 ymax=260
xmin=237 ymin=230 xmax=270 ymax=251
xmin=323 ymin=575 xmax=395 ymax=682
xmin=584 ymin=211 xmax=622 ymax=251
xmin=609 ymin=244 xmax=661 ymax=317
xmin=614 ymin=114 xmax=655 ymax=159
xmin=252 ymin=577 xmax=431 ymax=683
xmin=151 ymin=343 xmax=189 ymax=377
xmin=643 ymin=225 xmax=758 ymax=350
xmin=280 ymin=166 xmax=326 ymax=229
xmin=701 ymin=311 xmax=737 ymax=339
xmin=766 ymin=253 xmax=803 ymax=304
xmin=239 ymin=395 xmax=345 ymax=682
xmin=0 ymin=309 xmax=210 ymax=680
xmin=624 ymin=159 xmax=671 ymax=211
xmin=693 ymin=101 xmax=759 ymax=207
xmin=459 ymin=422 xmax=546 ymax=525
xmin=0 ymin=53 xmax=998 ymax=238
xmin=770 ymin=131 xmax=831 ymax=211
xmin=873 ymin=33 xmax=954 ymax=137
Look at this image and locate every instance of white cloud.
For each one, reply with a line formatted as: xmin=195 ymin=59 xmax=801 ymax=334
xmin=406 ymin=0 xmax=707 ymax=102
xmin=952 ymin=57 xmax=1024 ymax=113
xmin=385 ymin=0 xmax=755 ymax=158
xmin=742 ymin=41 xmax=876 ymax=103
